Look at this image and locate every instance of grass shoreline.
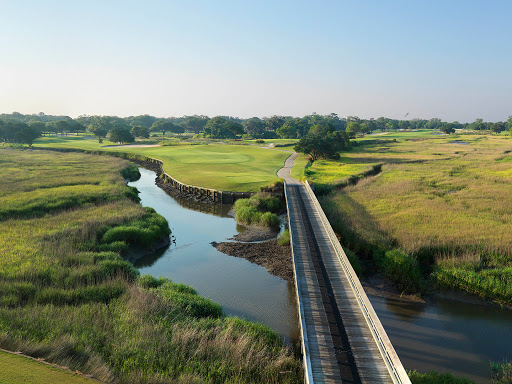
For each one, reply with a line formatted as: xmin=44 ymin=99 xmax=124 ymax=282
xmin=0 ymin=148 xmax=303 ymax=383
xmin=296 ymin=133 xmax=512 ymax=308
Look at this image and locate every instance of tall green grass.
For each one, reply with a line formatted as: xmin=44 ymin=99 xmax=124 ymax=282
xmin=408 ymin=370 xmax=475 ymax=384
xmin=314 ymin=135 xmax=512 ymax=302
xmin=0 ymin=149 xmax=302 ymax=383
xmin=234 ymin=192 xmax=281 ymax=227
xmin=490 ymin=361 xmax=512 ymax=384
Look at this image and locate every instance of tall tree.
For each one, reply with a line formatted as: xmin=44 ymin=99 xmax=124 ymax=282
xmin=88 ymin=119 xmax=110 ymax=143
xmin=265 ymin=116 xmax=286 ymax=132
xmin=131 ymin=126 xmax=150 ymax=138
xmin=491 ymin=122 xmax=506 ymax=134
xmin=180 ymin=115 xmax=209 ymax=134
xmin=276 ymin=120 xmax=298 ymax=139
xmin=28 ymin=121 xmax=46 ymax=136
xmin=15 ymin=125 xmax=41 ymax=146
xmin=385 ymin=120 xmax=399 ymax=131
xmin=203 ymin=116 xmax=242 ymax=139
xmin=151 ymin=120 xmax=179 ymax=137
xmin=294 ymin=134 xmax=340 ymax=161
xmin=243 ymin=117 xmax=266 ymax=137
xmin=346 ymin=120 xmax=362 ymax=138
xmin=130 ymin=114 xmax=157 ymax=128
xmin=109 ymin=126 xmax=135 ymax=144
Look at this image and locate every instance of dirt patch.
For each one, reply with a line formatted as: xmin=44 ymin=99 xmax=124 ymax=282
xmin=230 ymin=226 xmax=279 ymax=242
xmin=212 ymin=240 xmax=293 ymax=283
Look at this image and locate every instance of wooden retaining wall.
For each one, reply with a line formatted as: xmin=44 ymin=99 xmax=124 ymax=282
xmin=37 ymin=147 xmax=253 ymax=204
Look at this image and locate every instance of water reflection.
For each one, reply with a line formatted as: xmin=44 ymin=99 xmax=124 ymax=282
xmin=171 ymin=194 xmax=233 ymax=217
xmin=370 ymin=295 xmax=512 ymax=384
xmin=129 ymin=167 xmax=299 ymax=346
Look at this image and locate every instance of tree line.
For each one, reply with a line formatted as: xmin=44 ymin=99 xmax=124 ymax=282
xmin=1 ymin=111 xmax=512 ymax=145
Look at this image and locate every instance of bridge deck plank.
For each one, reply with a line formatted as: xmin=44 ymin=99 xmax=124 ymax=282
xmin=287 ymin=183 xmax=395 ymax=383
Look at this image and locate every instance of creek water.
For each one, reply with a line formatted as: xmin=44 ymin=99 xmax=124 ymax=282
xmin=129 ymin=167 xmax=512 ymax=383
xmin=369 ymin=295 xmax=512 ymax=383
xmin=128 ymin=168 xmax=300 ymax=345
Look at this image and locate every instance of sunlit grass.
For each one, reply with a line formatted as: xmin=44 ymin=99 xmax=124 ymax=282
xmin=312 ymin=134 xmax=512 ymax=302
xmin=33 ymin=137 xmax=290 ymax=192
xmin=0 ymin=148 xmax=302 ymax=383
xmin=0 ymin=350 xmax=94 ymax=384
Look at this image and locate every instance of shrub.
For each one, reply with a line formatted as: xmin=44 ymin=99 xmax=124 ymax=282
xmin=490 ymin=361 xmax=512 ymax=384
xmin=278 ymin=229 xmax=290 ymax=246
xmin=102 ymin=208 xmax=170 ymax=247
xmin=345 ymin=248 xmax=363 ymax=277
xmin=136 ymin=275 xmax=167 ymax=289
xmin=121 ymin=163 xmax=141 ymax=181
xmin=235 ymin=206 xmax=261 ymax=225
xmin=374 ymin=248 xmax=424 ymax=293
xmin=249 ymin=193 xmax=281 ymax=212
xmin=259 ymin=212 xmax=280 ymax=228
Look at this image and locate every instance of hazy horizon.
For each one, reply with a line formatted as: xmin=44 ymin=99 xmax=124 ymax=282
xmin=1 ymin=1 xmax=511 ymax=123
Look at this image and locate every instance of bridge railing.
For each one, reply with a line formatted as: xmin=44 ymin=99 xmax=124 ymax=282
xmin=304 ymin=181 xmax=411 ymax=384
xmin=284 ymin=183 xmax=314 ymax=384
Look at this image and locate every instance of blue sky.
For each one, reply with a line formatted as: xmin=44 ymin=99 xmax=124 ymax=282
xmin=0 ymin=0 xmax=510 ymax=121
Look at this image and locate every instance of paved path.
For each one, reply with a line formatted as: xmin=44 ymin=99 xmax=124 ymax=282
xmin=279 ymin=153 xmax=410 ymax=384
xmin=277 ymin=152 xmax=301 ymax=185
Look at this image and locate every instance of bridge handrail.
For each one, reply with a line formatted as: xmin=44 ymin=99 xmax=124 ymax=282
xmin=284 ymin=183 xmax=314 ymax=384
xmin=304 ymin=180 xmax=411 ymax=384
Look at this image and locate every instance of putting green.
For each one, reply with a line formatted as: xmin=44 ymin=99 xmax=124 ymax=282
xmin=34 ymin=137 xmax=291 ymax=192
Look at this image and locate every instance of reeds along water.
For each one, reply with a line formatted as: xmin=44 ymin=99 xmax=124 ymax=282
xmin=313 ymin=136 xmax=512 ymax=302
xmin=0 ymin=149 xmax=303 ymax=383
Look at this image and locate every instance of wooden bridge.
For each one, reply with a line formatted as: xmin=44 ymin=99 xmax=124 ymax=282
xmin=278 ymin=153 xmax=411 ymax=384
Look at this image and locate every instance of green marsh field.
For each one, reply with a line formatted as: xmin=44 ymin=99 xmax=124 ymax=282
xmin=0 ymin=148 xmax=301 ymax=383
xmin=299 ymin=132 xmax=512 ymax=305
xmin=34 ymin=136 xmax=291 ymax=192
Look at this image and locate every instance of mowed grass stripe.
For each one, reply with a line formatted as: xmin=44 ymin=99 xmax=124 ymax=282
xmin=0 ymin=350 xmax=96 ymax=384
xmin=34 ymin=138 xmax=290 ymax=191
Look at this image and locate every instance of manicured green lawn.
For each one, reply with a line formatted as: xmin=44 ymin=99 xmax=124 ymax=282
xmin=290 ymin=153 xmax=310 ymax=181
xmin=33 ymin=137 xmax=290 ymax=192
xmin=0 ymin=351 xmax=94 ymax=384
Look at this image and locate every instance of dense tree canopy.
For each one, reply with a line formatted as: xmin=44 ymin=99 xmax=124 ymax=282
xmin=109 ymin=126 xmax=135 ymax=144
xmin=151 ymin=120 xmax=183 ymax=136
xmin=0 ymin=120 xmax=41 ymax=146
xmin=243 ymin=117 xmax=266 ymax=137
xmin=131 ymin=126 xmax=150 ymax=138
xmin=180 ymin=115 xmax=209 ymax=134
xmin=204 ymin=116 xmax=244 ymax=139
xmin=1 ymin=111 xmax=512 ymax=148
xmin=130 ymin=114 xmax=157 ymax=129
xmin=294 ymin=131 xmax=351 ymax=161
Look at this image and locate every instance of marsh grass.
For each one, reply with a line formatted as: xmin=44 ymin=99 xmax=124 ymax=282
xmin=490 ymin=361 xmax=512 ymax=384
xmin=408 ymin=370 xmax=476 ymax=384
xmin=278 ymin=229 xmax=290 ymax=246
xmin=234 ymin=193 xmax=281 ymax=227
xmin=0 ymin=149 xmax=302 ymax=383
xmin=313 ymin=135 xmax=512 ymax=302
